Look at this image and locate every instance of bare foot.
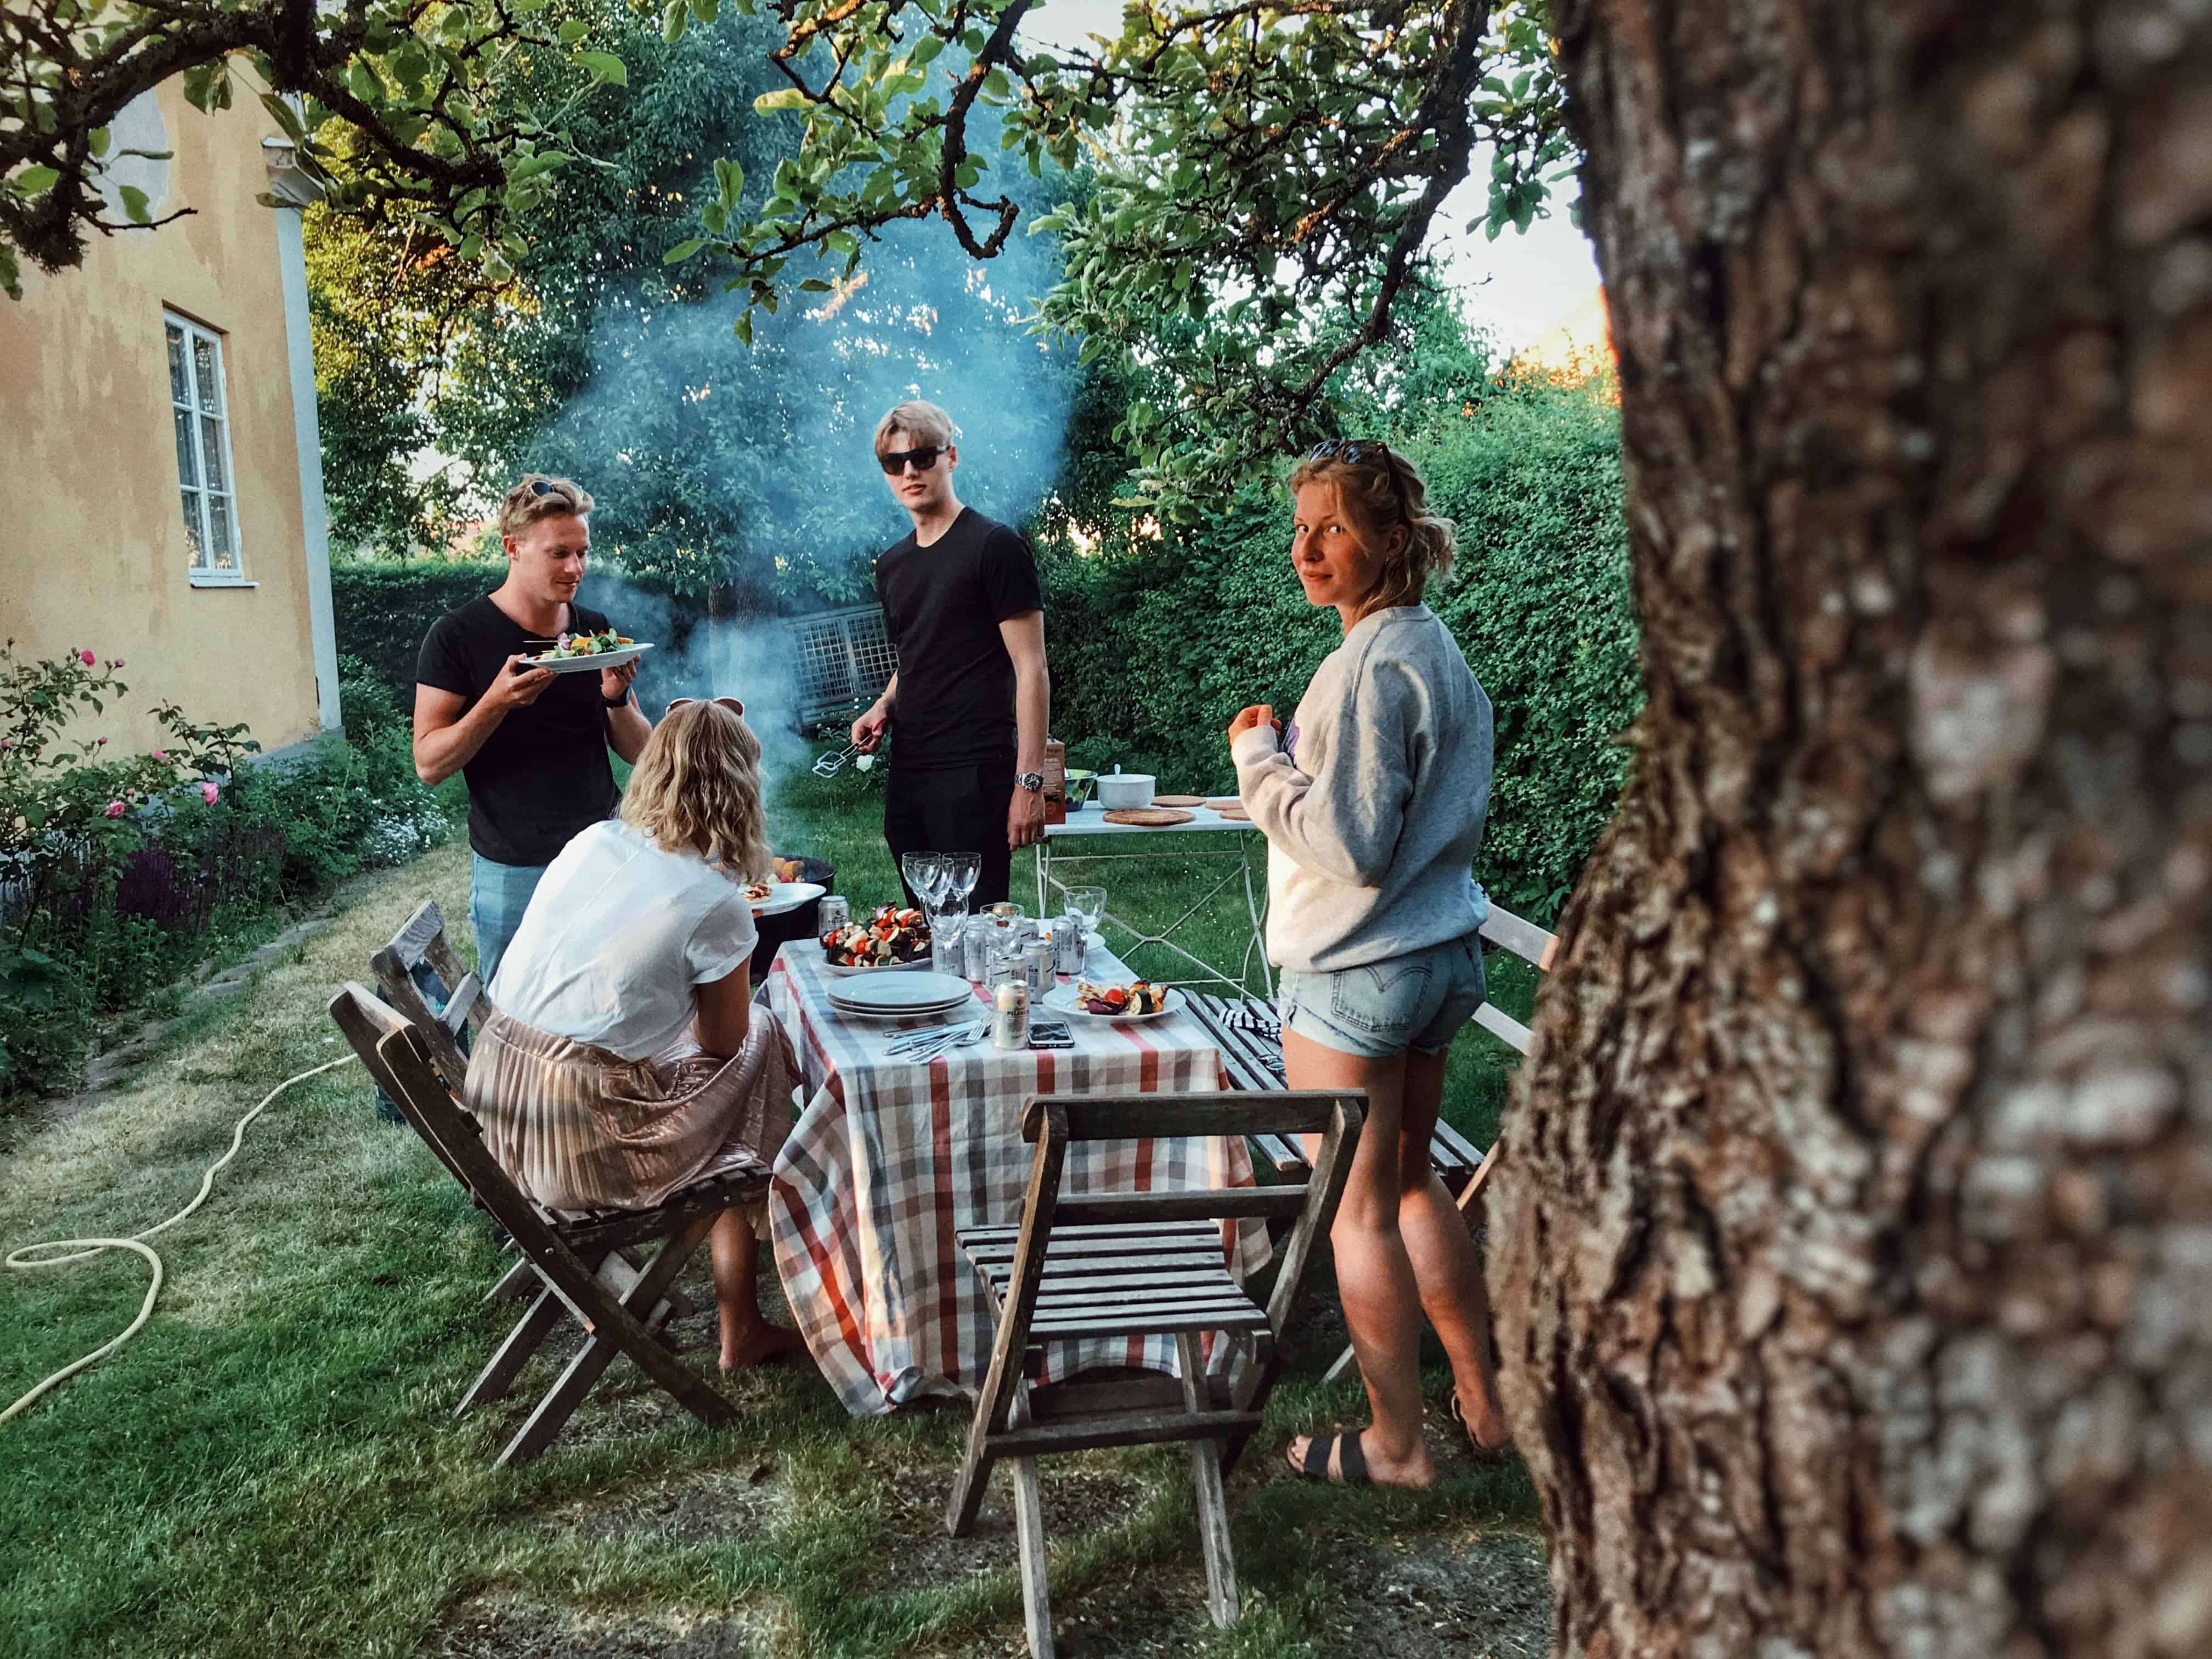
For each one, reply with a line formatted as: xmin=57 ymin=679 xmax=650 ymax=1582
xmin=719 ymin=1322 xmax=808 ymax=1372
xmin=1447 ymin=1386 xmax=1512 ymax=1455
xmin=1283 ymin=1427 xmax=1437 ymax=1488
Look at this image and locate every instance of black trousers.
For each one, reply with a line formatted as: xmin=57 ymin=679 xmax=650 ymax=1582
xmin=884 ymin=761 xmax=1013 ymax=910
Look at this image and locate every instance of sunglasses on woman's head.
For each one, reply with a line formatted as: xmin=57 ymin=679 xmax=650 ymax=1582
xmin=665 ymin=696 xmax=745 ymax=717
xmin=1307 ymin=439 xmax=1388 ymax=462
xmin=879 ymin=445 xmax=944 ymax=475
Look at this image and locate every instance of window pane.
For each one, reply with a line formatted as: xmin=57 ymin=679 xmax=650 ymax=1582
xmin=180 ymin=488 xmax=206 ymax=569
xmin=166 ymin=324 xmax=189 ymax=405
xmin=207 ymin=494 xmax=234 ymax=566
xmin=199 ymin=415 xmax=226 ymax=492
xmin=173 ymin=407 xmax=199 ymax=487
xmin=193 ymin=335 xmax=221 ymax=414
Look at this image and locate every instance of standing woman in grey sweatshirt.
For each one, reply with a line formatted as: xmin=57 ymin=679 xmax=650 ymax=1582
xmin=1228 ymin=440 xmax=1511 ymax=1486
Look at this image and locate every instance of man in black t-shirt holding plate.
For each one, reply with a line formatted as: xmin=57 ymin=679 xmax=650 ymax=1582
xmin=413 ymin=474 xmax=653 ymax=984
xmin=850 ymin=400 xmax=1048 ymax=909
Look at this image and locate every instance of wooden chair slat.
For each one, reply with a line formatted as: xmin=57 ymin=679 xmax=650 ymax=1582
xmin=986 ymin=1408 xmax=1266 ymax=1460
xmin=1479 ymin=904 xmax=1560 ymax=970
xmin=1024 ymin=1305 xmax=1273 ymax=1340
xmin=1471 ymin=1000 xmax=1534 ymax=1056
xmin=1020 ymin=1090 xmax=1349 ymax=1144
xmin=441 ymin=972 xmax=482 ymax=1035
xmin=1050 ymin=1187 xmax=1307 ymax=1227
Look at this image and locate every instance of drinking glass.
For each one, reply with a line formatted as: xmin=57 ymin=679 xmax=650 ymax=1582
xmin=900 ymin=851 xmax=948 ymax=913
xmin=945 ymin=851 xmax=982 ymax=914
xmin=1064 ymin=885 xmax=1106 ymax=935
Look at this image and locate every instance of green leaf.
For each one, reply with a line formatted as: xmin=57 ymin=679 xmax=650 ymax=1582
xmin=118 ymin=184 xmax=150 ymax=224
xmin=575 ymin=51 xmax=628 ymax=86
xmin=12 ymin=165 xmax=58 ymax=195
xmin=664 ymin=238 xmax=706 ymax=263
xmin=662 ymin=1 xmax=687 ymax=43
xmin=687 ymin=0 xmax=720 ymax=20
xmin=87 ymin=126 xmax=110 ymax=159
xmin=754 ymin=87 xmax=812 ymax=114
xmin=732 ymin=310 xmax=753 ymax=345
xmin=558 ymin=18 xmax=590 ymax=43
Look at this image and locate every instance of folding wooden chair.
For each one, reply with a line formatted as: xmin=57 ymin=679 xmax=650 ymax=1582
xmin=329 ymin=982 xmax=764 ymax=1465
xmin=947 ymin=1088 xmax=1363 ymax=1657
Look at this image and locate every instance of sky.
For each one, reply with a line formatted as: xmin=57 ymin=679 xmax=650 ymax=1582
xmin=1018 ymin=0 xmax=1604 ymax=354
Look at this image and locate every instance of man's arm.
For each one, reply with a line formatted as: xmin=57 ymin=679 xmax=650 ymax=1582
xmin=852 ymin=672 xmax=897 ymax=751
xmin=413 ymin=661 xmax=553 ymax=785
xmin=1001 ymin=610 xmax=1048 ymax=850
xmin=601 ymin=658 xmax=651 ymax=763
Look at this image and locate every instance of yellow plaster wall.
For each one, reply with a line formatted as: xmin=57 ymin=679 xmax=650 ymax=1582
xmin=0 ymin=85 xmax=324 ymax=758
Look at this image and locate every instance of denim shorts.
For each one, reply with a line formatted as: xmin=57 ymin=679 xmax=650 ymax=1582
xmin=1277 ymin=936 xmax=1487 ymax=1059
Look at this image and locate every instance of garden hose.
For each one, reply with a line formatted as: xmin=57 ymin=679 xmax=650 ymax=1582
xmin=1 ymin=1053 xmax=358 ymax=1423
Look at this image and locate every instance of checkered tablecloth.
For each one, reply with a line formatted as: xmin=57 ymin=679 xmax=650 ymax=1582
xmin=765 ymin=939 xmax=1268 ymax=1417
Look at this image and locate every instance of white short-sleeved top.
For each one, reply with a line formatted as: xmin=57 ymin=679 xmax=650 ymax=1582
xmin=488 ymin=819 xmax=758 ymax=1060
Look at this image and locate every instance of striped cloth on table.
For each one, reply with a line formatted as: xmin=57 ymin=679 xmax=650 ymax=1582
xmin=766 ymin=943 xmax=1269 ymax=1417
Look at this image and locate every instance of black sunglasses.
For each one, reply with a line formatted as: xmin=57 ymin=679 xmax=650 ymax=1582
xmin=879 ymin=445 xmax=945 ymax=475
xmin=1307 ymin=438 xmax=1389 ymax=463
xmin=529 ymin=478 xmax=552 ymax=496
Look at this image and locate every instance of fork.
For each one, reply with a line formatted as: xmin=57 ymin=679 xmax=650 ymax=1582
xmin=885 ymin=1020 xmax=978 ymax=1057
xmin=902 ymin=1024 xmax=989 ymax=1064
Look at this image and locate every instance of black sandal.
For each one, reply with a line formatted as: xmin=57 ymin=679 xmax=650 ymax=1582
xmin=1444 ymin=1387 xmax=1513 ymax=1461
xmin=1287 ymin=1429 xmax=1372 ymax=1485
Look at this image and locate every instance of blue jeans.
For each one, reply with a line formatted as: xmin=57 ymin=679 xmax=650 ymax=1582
xmin=1277 ymin=936 xmax=1487 ymax=1059
xmin=469 ymin=853 xmax=549 ymax=991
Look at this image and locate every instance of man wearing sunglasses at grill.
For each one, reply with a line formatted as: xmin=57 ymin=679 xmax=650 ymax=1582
xmin=850 ymin=400 xmax=1048 ymax=909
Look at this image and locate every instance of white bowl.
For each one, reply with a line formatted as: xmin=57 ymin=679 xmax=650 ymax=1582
xmin=1096 ymin=772 xmax=1155 ymax=809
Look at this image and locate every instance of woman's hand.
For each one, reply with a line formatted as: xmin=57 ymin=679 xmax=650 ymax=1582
xmin=1226 ymin=704 xmax=1278 ymax=747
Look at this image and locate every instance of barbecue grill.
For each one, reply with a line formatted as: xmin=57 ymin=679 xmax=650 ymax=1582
xmin=788 ymin=605 xmax=898 ymax=733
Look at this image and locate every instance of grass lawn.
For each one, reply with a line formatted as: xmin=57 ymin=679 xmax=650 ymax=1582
xmin=0 ymin=769 xmax=1548 ymax=1659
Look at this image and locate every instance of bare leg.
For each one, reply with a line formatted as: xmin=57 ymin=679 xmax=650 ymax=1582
xmin=709 ymin=1207 xmax=804 ymax=1372
xmin=1397 ymin=1046 xmax=1508 ymax=1449
xmin=1280 ymin=1030 xmax=1436 ymax=1487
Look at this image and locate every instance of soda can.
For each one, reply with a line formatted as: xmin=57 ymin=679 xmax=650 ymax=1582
xmin=992 ymin=980 xmax=1030 ymax=1049
xmin=1023 ymin=940 xmax=1056 ymax=997
xmin=817 ymin=894 xmax=850 ymax=938
xmin=964 ymin=918 xmax=992 ymax=984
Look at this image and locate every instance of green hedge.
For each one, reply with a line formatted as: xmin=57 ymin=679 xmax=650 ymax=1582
xmin=330 ymin=560 xmax=511 ymax=719
xmin=1039 ymin=377 xmax=1639 ymax=922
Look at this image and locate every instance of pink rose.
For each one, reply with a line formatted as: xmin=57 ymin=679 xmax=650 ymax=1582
xmin=78 ymin=650 xmax=95 ymax=666
xmin=112 ymin=658 xmax=125 ymax=668
xmin=151 ymin=749 xmax=167 ymax=760
xmin=103 ymin=800 xmax=126 ymax=819
xmin=97 ymin=736 xmax=107 ymax=746
xmin=201 ymin=781 xmax=219 ymax=805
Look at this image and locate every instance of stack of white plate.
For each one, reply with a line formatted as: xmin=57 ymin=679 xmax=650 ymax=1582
xmin=827 ymin=971 xmax=975 ymax=1022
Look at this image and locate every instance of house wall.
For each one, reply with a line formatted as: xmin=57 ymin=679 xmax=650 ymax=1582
xmin=0 ymin=84 xmax=332 ymax=759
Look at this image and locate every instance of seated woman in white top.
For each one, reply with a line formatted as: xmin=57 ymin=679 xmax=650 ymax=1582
xmin=467 ymin=696 xmax=804 ymax=1372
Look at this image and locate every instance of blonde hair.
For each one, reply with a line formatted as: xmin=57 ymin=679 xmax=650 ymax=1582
xmin=497 ymin=473 xmax=595 ymax=541
xmin=619 ymin=701 xmax=772 ymax=881
xmin=872 ymin=400 xmax=957 ymax=458
xmin=1288 ymin=443 xmax=1455 ymax=622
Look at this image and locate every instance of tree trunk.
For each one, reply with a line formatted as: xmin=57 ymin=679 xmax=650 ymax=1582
xmin=1489 ymin=5 xmax=2212 ymax=1655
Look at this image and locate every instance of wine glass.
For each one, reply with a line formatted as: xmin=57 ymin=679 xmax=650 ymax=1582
xmin=1063 ymin=885 xmax=1106 ymax=968
xmin=900 ymin=851 xmax=947 ymax=914
xmin=945 ymin=851 xmax=981 ymax=917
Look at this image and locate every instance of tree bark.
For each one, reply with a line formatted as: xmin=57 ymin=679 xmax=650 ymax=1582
xmin=1489 ymin=4 xmax=2212 ymax=1655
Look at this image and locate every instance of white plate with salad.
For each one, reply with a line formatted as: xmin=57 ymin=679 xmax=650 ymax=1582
xmin=524 ymin=631 xmax=654 ymax=674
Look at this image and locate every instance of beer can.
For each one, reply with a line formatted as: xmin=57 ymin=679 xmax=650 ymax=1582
xmin=817 ymin=895 xmax=850 ymax=937
xmin=1052 ymin=917 xmax=1087 ymax=977
xmin=964 ymin=918 xmax=992 ymax=983
xmin=1023 ymin=940 xmax=1056 ymax=997
xmin=992 ymin=980 xmax=1030 ymax=1049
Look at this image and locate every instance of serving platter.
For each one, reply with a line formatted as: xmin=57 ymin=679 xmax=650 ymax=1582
xmin=1042 ymin=983 xmax=1184 ymax=1025
xmin=527 ymin=642 xmax=654 ymax=675
xmin=1101 ymin=807 xmax=1194 ymax=827
xmin=1153 ymin=794 xmax=1206 ymax=807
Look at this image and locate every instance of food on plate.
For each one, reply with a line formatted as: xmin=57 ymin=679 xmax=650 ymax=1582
xmin=529 ymin=628 xmax=635 ymax=661
xmin=822 ymin=905 xmax=931 ymax=967
xmin=1075 ymin=978 xmax=1167 ymax=1016
xmin=772 ymin=856 xmax=805 ymax=883
xmin=743 ymin=878 xmax=775 ymax=902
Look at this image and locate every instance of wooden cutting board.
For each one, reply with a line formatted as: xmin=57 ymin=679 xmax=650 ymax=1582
xmin=1102 ymin=807 xmax=1196 ymax=827
xmin=1211 ymin=803 xmax=1251 ymax=820
xmin=1205 ymin=797 xmax=1244 ymax=811
xmin=1153 ymin=794 xmax=1206 ymax=807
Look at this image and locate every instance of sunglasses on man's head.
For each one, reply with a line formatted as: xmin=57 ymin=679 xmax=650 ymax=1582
xmin=879 ymin=445 xmax=944 ymax=475
xmin=529 ymin=478 xmax=554 ymax=497
xmin=1307 ymin=439 xmax=1388 ymax=462
xmin=666 ymin=695 xmax=745 ymax=717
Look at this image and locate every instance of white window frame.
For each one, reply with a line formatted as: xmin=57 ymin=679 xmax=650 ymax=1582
xmin=165 ymin=311 xmax=250 ymax=586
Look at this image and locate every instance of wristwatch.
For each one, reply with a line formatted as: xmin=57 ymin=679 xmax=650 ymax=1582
xmin=1016 ymin=770 xmax=1045 ymax=793
xmin=602 ymin=689 xmax=631 ymax=710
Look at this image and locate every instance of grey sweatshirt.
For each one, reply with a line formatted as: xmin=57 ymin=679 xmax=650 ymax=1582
xmin=1231 ymin=605 xmax=1492 ymax=973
